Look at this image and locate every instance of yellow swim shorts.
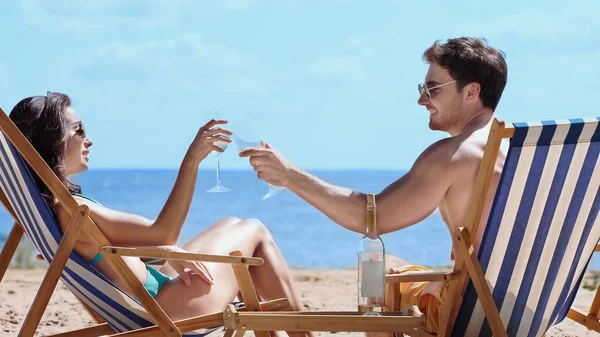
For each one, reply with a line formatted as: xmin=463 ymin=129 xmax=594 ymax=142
xmin=388 ymin=264 xmax=451 ymax=334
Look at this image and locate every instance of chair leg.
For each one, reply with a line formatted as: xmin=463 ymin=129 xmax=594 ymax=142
xmin=19 ymin=206 xmax=86 ymax=337
xmin=457 ymin=228 xmax=508 ymax=337
xmin=567 ymin=308 xmax=600 ymax=332
xmin=386 ymin=280 xmax=400 ymax=337
xmin=230 ymin=251 xmax=270 ymax=337
xmin=0 ymin=223 xmax=24 ymax=283
xmin=589 ymin=278 xmax=600 ymax=317
xmin=223 ymin=328 xmax=235 ymax=337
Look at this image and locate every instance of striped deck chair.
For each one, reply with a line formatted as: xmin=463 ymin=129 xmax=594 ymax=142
xmin=220 ymin=118 xmax=600 ymax=337
xmin=447 ymin=117 xmax=600 ymax=337
xmin=0 ymin=107 xmax=287 ymax=337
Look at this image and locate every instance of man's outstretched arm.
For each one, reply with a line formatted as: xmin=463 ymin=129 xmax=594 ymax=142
xmin=240 ymin=140 xmax=455 ymax=234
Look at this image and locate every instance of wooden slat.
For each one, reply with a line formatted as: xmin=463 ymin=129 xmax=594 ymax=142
xmin=502 ymin=124 xmax=515 ymax=138
xmin=233 ymin=330 xmax=246 ymax=337
xmin=385 ymin=280 xmax=400 ymax=337
xmin=436 ymin=253 xmax=465 ymax=337
xmin=19 ymin=205 xmax=87 ymax=337
xmin=101 ymin=250 xmax=181 ymax=337
xmin=589 ymin=279 xmax=600 ymax=317
xmin=223 ymin=328 xmax=235 ymax=337
xmin=464 ymin=118 xmax=506 ymax=240
xmin=45 ymin=323 xmax=114 ymax=337
xmin=102 ymin=246 xmax=264 ymax=266
xmin=439 ymin=118 xmax=506 ymax=337
xmin=386 ymin=271 xmax=459 ymax=283
xmin=223 ymin=306 xmax=427 ymax=333
xmin=0 ymin=223 xmax=24 ymax=283
xmin=113 ymin=299 xmax=289 ymax=337
xmin=456 ymin=228 xmax=507 ymax=337
xmin=567 ymin=308 xmax=600 ymax=333
xmin=229 ymin=250 xmax=270 ymax=337
xmin=595 ymin=243 xmax=600 ymax=252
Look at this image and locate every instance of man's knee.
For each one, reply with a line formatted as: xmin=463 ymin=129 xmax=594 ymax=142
xmin=385 ymin=254 xmax=410 ymax=271
xmin=221 ymin=216 xmax=243 ymax=225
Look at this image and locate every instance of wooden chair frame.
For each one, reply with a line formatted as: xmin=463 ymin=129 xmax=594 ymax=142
xmin=0 ymin=107 xmax=288 ymax=337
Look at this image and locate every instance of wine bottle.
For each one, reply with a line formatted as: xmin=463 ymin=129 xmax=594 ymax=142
xmin=358 ymin=193 xmax=386 ymax=315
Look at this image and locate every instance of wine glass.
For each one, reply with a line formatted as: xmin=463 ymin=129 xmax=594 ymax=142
xmin=206 ymin=114 xmax=232 ymax=193
xmin=231 ymin=122 xmax=286 ymax=199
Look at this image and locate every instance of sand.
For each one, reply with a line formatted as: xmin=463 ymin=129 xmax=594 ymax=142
xmin=0 ymin=268 xmax=597 ymax=336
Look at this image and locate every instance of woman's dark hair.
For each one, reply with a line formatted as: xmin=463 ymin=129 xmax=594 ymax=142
xmin=9 ymin=92 xmax=81 ymax=211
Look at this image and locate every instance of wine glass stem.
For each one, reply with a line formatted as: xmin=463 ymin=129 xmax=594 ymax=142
xmin=216 ymin=157 xmax=221 ymax=185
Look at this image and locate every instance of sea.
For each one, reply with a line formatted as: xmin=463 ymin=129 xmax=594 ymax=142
xmin=0 ymin=169 xmax=598 ymax=270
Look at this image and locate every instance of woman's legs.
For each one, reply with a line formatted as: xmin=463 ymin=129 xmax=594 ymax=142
xmin=155 ymin=217 xmax=311 ymax=337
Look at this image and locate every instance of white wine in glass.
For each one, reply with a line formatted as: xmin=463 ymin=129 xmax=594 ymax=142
xmin=234 ymin=135 xmax=286 ymax=199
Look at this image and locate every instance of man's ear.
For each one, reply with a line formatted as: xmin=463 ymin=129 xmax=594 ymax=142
xmin=465 ymin=82 xmax=481 ymax=102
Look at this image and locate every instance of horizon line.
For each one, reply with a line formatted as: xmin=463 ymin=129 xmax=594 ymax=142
xmin=81 ymin=168 xmax=409 ymax=172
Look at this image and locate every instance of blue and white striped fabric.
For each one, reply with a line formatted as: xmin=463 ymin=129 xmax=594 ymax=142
xmin=452 ymin=118 xmax=600 ymax=337
xmin=0 ymin=132 xmax=219 ymax=336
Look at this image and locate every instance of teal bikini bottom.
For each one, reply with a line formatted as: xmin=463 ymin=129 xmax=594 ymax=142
xmin=144 ymin=266 xmax=172 ymax=298
xmin=90 ymin=253 xmax=171 ymax=298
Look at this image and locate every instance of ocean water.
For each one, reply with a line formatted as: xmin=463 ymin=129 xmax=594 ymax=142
xmin=0 ymin=169 xmax=597 ymax=270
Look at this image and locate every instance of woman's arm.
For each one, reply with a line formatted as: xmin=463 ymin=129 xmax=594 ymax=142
xmin=71 ymin=119 xmax=231 ymax=246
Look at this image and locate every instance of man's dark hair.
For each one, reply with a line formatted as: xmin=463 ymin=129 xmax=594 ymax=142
xmin=423 ymin=37 xmax=508 ymax=111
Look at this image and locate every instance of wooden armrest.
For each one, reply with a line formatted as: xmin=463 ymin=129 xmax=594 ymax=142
xmin=101 ymin=246 xmax=264 ymax=265
xmin=386 ymin=271 xmax=459 ymax=283
xmin=39 ymin=253 xmax=166 ymax=266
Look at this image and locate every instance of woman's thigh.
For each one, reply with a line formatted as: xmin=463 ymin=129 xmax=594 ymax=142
xmin=155 ymin=264 xmax=240 ymax=320
xmin=174 ymin=218 xmax=266 ymax=263
xmin=155 ymin=219 xmax=266 ymax=319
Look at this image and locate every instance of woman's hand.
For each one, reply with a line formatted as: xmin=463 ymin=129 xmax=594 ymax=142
xmin=187 ymin=119 xmax=232 ymax=163
xmin=167 ymin=258 xmax=215 ymax=286
xmin=164 ymin=246 xmax=215 ymax=285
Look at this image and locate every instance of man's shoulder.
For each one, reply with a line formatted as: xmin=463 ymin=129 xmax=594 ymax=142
xmin=424 ymin=135 xmax=485 ymax=168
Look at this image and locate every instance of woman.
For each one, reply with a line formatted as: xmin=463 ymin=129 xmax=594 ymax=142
xmin=10 ymin=92 xmax=310 ymax=337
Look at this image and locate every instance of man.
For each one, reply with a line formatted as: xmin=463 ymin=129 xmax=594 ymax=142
xmin=240 ymin=37 xmax=508 ymax=334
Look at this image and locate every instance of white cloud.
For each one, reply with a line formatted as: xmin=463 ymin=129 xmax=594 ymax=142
xmin=74 ymin=34 xmax=272 ymax=98
xmin=84 ymin=34 xmax=257 ymax=71
xmin=305 ymin=35 xmax=373 ymax=80
xmin=306 ymin=55 xmax=366 ymax=79
xmin=455 ymin=2 xmax=600 ymax=43
xmin=217 ymin=0 xmax=259 ymax=12
xmin=19 ymin=0 xmax=258 ymax=32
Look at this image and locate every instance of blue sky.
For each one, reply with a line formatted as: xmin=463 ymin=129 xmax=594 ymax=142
xmin=0 ymin=0 xmax=598 ymax=170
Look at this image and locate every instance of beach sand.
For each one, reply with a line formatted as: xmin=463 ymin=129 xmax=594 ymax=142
xmin=0 ymin=268 xmax=597 ymax=336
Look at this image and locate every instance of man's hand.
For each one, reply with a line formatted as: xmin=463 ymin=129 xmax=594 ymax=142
xmin=239 ymin=143 xmax=295 ymax=187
